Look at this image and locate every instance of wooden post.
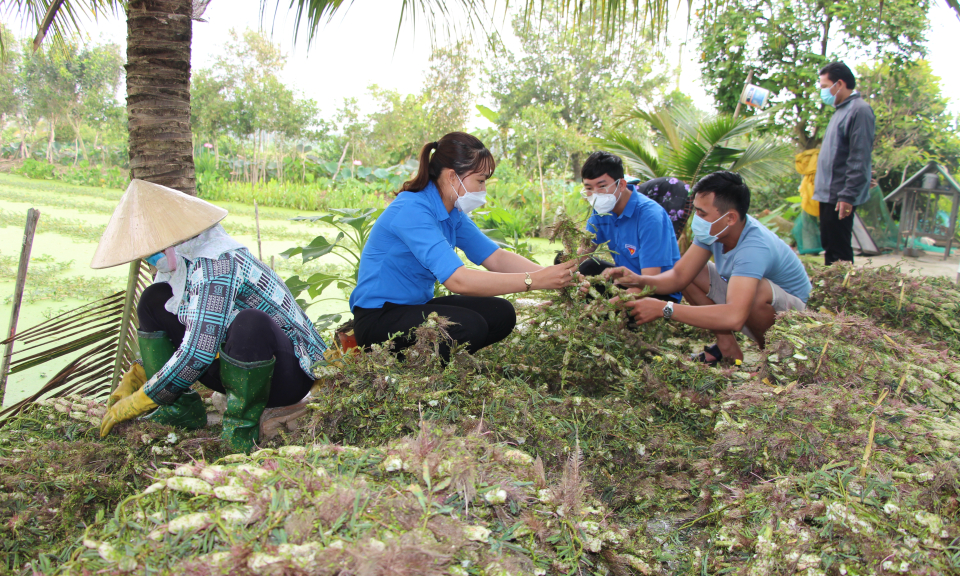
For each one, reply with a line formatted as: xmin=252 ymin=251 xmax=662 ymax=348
xmin=733 ymin=70 xmax=754 ymax=119
xmin=254 ymin=200 xmax=263 ymax=262
xmin=110 ymin=259 xmax=141 ymax=394
xmin=0 ymin=209 xmax=40 ymax=406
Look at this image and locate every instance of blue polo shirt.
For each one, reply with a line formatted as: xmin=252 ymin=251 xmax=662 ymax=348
xmin=350 ymin=181 xmax=500 ymax=310
xmin=693 ymin=215 xmax=811 ymax=302
xmin=586 ymin=187 xmax=682 ymax=301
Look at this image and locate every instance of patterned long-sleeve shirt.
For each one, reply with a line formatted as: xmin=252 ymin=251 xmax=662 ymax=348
xmin=144 ymin=248 xmax=327 ymax=405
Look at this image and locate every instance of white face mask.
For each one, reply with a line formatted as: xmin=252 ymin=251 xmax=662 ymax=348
xmin=583 ymin=179 xmax=621 ymax=214
xmin=454 ymin=173 xmax=487 ymax=214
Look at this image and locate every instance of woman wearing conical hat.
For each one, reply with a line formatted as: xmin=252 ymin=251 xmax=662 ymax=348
xmin=93 ymin=180 xmax=328 ymax=453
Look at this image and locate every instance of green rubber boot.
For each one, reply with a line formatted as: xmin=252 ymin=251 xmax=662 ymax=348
xmin=138 ymin=330 xmax=207 ymax=430
xmin=218 ymin=346 xmax=274 ymax=454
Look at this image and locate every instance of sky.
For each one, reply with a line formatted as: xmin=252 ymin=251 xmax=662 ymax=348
xmin=15 ymin=0 xmax=960 ymax=121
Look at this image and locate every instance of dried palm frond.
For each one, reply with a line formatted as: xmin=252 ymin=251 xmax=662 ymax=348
xmin=0 ymin=261 xmax=150 ymax=423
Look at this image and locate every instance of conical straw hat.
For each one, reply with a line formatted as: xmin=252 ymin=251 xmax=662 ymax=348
xmin=90 ymin=179 xmax=228 ymax=269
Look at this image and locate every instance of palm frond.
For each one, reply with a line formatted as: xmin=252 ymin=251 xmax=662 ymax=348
xmin=593 ymin=132 xmax=662 ymax=180
xmin=666 ymin=136 xmax=711 ymax=183
xmin=622 ymin=107 xmax=681 ymax=152
xmin=0 ymin=0 xmax=122 ymax=52
xmin=0 ymin=261 xmax=150 ymax=423
xmin=668 ymin=105 xmax=705 ymax=143
xmin=695 ymin=114 xmax=764 ymax=149
xmin=277 ymin=0 xmax=673 ymax=47
xmin=946 ymin=0 xmax=960 ymax=21
xmin=727 ymin=139 xmax=794 ymax=182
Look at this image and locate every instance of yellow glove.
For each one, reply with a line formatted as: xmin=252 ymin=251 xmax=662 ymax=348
xmin=100 ymin=388 xmax=158 ymax=438
xmin=107 ymin=364 xmax=147 ymax=408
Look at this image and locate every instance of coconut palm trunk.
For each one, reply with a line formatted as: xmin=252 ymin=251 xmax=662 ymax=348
xmin=126 ymin=0 xmax=196 ymax=195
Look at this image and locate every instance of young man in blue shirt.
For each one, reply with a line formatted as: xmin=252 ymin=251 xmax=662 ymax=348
xmin=577 ymin=152 xmax=682 ymax=303
xmin=603 ymin=171 xmax=811 ymax=364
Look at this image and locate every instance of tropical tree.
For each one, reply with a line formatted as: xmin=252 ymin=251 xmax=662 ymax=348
xmin=191 ymin=28 xmax=319 ymax=183
xmin=696 ymin=0 xmax=929 ymax=150
xmin=3 ymin=33 xmax=123 ymax=163
xmin=856 ymin=59 xmax=960 ymax=187
xmin=486 ymin=1 xmax=665 ymax=180
xmin=125 ymin=0 xmax=198 ymax=194
xmin=366 ymin=40 xmax=476 ymax=165
xmin=16 ymin=0 xmax=690 ymax=198
xmin=599 ymin=106 xmax=793 ymax=185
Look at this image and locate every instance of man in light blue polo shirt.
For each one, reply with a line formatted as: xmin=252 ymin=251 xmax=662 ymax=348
xmin=602 ymin=171 xmax=811 ymax=365
xmin=577 ymin=152 xmax=682 ymax=303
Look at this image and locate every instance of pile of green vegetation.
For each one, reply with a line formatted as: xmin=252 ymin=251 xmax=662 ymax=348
xmin=807 ymin=263 xmax=960 ymax=354
xmin=54 ymin=427 xmax=651 ymax=575
xmin=0 ymin=396 xmax=230 ymax=572
xmin=293 ymin=293 xmax=960 ymax=573
xmin=2 ymin=259 xmax=959 ymax=574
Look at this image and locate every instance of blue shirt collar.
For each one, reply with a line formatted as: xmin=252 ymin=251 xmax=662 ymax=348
xmin=424 ymin=180 xmax=460 ymax=224
xmin=619 ymin=186 xmax=640 ymax=219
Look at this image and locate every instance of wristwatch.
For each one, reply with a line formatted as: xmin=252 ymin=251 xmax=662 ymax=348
xmin=524 ymin=272 xmax=533 ymax=292
xmin=662 ymin=301 xmax=674 ymax=320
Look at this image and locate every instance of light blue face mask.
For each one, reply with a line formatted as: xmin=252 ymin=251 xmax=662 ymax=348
xmin=691 ymin=211 xmax=732 ymax=245
xmin=145 ymin=252 xmax=164 ymax=267
xmin=820 ymin=81 xmax=838 ymax=107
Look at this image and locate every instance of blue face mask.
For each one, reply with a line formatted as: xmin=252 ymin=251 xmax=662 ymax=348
xmin=820 ymin=81 xmax=838 ymax=107
xmin=691 ymin=211 xmax=732 ymax=245
xmin=145 ymin=252 xmax=164 ymax=267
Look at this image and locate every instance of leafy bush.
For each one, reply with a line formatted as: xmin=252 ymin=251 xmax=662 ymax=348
xmin=59 ymin=162 xmax=127 ymax=189
xmin=12 ymin=159 xmax=127 ymax=190
xmin=13 ymin=158 xmax=56 ymax=180
xmin=282 ymin=208 xmax=382 ymax=313
xmin=477 ymin=180 xmax=590 ymax=238
xmin=196 ymin=179 xmax=397 ymax=211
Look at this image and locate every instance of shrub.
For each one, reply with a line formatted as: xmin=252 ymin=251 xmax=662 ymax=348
xmin=13 ymin=158 xmax=56 ymax=180
xmin=12 ymin=159 xmax=127 ymax=190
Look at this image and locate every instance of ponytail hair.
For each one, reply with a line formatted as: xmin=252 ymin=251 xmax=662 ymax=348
xmin=401 ymin=132 xmax=495 ymax=193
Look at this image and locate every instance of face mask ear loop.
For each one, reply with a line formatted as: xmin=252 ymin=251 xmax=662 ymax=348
xmin=713 ymin=211 xmax=734 ymax=239
xmin=164 ymin=246 xmax=178 ymax=272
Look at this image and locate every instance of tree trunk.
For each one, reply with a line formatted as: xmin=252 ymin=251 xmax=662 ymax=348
xmin=536 ymin=136 xmax=546 ymax=232
xmin=47 ymin=119 xmax=55 ymax=163
xmin=332 ymin=142 xmax=349 ymax=181
xmin=126 ymin=0 xmax=196 ymax=195
xmin=570 ymin=151 xmax=583 ymax=183
xmin=820 ymin=14 xmax=832 ymax=57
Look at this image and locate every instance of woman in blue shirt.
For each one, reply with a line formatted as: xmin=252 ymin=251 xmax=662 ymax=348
xmin=350 ymin=132 xmax=577 ymax=359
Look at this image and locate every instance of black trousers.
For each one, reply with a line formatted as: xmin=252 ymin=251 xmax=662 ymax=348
xmin=138 ymin=283 xmax=314 ymax=408
xmin=819 ymin=201 xmax=857 ymax=266
xmin=578 ymin=257 xmax=680 ymax=303
xmin=352 ymin=295 xmax=517 ymax=361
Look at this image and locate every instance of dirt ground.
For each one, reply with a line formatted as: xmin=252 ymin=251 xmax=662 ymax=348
xmin=858 ymin=249 xmax=960 ymax=280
